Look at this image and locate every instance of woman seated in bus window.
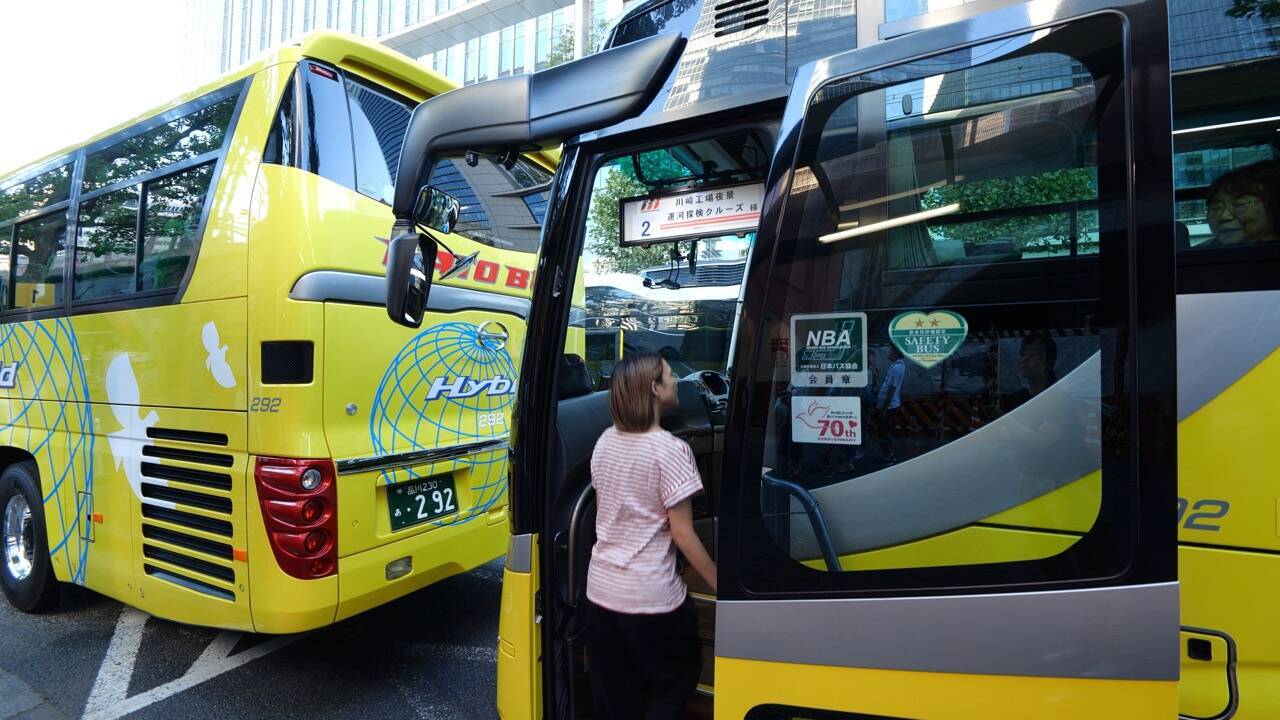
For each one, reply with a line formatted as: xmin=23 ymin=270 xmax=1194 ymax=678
xmin=1201 ymin=159 xmax=1280 ymax=248
xmin=587 ymin=353 xmax=718 ymax=720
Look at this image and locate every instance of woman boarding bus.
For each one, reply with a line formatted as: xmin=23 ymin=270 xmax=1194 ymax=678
xmin=385 ymin=0 xmax=1280 ymax=716
xmin=0 ymin=31 xmax=550 ymax=633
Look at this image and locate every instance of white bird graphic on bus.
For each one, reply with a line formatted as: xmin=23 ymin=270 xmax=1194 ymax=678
xmin=202 ymin=321 xmax=237 ymax=389
xmin=105 ymin=354 xmax=159 ymax=502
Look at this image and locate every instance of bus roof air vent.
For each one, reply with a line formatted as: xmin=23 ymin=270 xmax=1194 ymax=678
xmin=714 ymin=0 xmax=769 ymax=37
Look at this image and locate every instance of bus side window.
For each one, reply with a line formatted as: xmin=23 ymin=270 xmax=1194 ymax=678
xmin=75 ymin=185 xmax=140 ymax=301
xmin=139 ymin=164 xmax=217 ymax=292
xmin=345 ymin=76 xmax=410 ymax=206
xmin=1174 ymin=154 xmax=1280 ymax=294
xmin=13 ymin=213 xmax=67 ymax=309
xmin=0 ymin=162 xmax=72 ymax=312
xmin=0 ymin=226 xmax=10 ymax=311
xmin=263 ymin=70 xmax=297 ymax=167
xmin=299 ymin=61 xmax=356 ymax=190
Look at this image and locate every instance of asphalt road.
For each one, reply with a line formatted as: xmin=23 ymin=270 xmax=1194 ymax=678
xmin=0 ymin=559 xmax=505 ymax=720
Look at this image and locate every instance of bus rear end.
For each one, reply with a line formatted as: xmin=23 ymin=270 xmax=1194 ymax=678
xmin=242 ymin=34 xmax=549 ymax=632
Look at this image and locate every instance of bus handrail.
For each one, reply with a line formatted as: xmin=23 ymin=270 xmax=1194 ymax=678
xmin=762 ymin=472 xmax=841 ymax=573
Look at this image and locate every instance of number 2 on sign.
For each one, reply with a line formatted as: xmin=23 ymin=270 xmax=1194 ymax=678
xmin=415 ymin=489 xmax=457 ymax=519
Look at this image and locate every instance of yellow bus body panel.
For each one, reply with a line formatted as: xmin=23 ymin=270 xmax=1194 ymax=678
xmin=497 ymin=539 xmax=542 ymax=720
xmin=1177 ymin=346 xmax=1280 ymax=719
xmin=714 ymin=658 xmax=1176 ymax=719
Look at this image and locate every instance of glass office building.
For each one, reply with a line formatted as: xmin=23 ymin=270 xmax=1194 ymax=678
xmin=183 ymin=0 xmax=628 ymax=88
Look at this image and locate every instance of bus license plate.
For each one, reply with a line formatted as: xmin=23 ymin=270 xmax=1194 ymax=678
xmin=388 ymin=474 xmax=458 ymax=531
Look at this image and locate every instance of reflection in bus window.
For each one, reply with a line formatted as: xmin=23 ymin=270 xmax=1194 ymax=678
xmin=81 ymin=98 xmax=236 ymax=193
xmin=14 ymin=213 xmax=67 ymax=309
xmin=757 ymin=27 xmax=1127 ymax=576
xmin=140 ymin=163 xmax=215 ymax=290
xmin=75 ymin=185 xmax=140 ymax=301
xmin=0 ymin=163 xmax=71 ymax=225
xmin=346 ymin=76 xmax=410 ymax=205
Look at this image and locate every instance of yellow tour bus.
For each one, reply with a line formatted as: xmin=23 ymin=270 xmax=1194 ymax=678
xmin=0 ymin=31 xmax=553 ymax=633
xmin=383 ymin=0 xmax=1280 ymax=716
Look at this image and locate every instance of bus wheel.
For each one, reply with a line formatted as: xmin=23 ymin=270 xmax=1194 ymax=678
xmin=0 ymin=462 xmax=60 ymax=612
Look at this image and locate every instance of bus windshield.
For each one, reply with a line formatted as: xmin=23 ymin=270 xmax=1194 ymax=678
xmin=569 ymin=130 xmax=770 ymax=389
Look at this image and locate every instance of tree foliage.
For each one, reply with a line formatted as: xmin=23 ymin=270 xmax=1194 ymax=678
xmin=921 ymin=168 xmax=1098 ymax=253
xmin=585 ymin=152 xmax=697 ymax=273
xmin=1226 ymin=0 xmax=1280 ymax=19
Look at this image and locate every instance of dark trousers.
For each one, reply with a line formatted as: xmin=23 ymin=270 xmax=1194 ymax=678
xmin=877 ymin=406 xmax=906 ymax=461
xmin=587 ymin=597 xmax=701 ymax=720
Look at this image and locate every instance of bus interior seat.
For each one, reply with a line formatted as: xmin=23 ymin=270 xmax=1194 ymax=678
xmin=1176 ymin=220 xmax=1191 ymax=251
xmin=559 ymin=354 xmax=595 ymax=400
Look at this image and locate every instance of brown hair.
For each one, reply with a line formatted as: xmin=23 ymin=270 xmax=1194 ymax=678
xmin=609 ymin=354 xmax=665 ymax=432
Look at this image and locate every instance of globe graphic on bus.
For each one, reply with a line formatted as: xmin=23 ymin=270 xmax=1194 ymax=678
xmin=0 ymin=318 xmax=95 ymax=584
xmin=370 ymin=322 xmax=516 ymax=526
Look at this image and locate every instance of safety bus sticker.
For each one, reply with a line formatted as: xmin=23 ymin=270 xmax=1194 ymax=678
xmin=790 ymin=311 xmax=867 ymax=388
xmin=888 ymin=310 xmax=968 ymax=368
xmin=792 ymin=395 xmax=862 ymax=445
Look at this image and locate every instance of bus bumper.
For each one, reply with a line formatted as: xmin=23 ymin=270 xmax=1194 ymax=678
xmin=249 ymin=499 xmax=508 ymax=633
xmin=334 ymin=507 xmax=509 ymax=623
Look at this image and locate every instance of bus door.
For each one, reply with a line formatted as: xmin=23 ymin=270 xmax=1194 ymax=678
xmin=716 ymin=0 xmax=1179 ymax=717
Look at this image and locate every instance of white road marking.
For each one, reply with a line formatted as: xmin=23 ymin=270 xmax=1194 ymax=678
xmin=82 ymin=608 xmax=303 ymax=720
xmin=82 ymin=608 xmax=148 ymax=718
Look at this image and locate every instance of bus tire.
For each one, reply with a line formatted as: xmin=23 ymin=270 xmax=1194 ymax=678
xmin=0 ymin=461 xmax=60 ymax=612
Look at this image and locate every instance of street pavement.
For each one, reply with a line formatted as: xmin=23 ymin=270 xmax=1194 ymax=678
xmin=0 ymin=559 xmax=505 ymax=720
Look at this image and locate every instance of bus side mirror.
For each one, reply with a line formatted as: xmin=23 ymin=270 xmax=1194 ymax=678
xmin=413 ymin=186 xmax=460 ymax=234
xmin=385 ymin=232 xmax=438 ymax=328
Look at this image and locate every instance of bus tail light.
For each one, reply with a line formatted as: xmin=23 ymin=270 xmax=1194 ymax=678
xmin=254 ymin=457 xmax=338 ymax=580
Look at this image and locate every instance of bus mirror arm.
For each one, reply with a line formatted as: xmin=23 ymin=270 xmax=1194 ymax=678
xmin=761 ymin=472 xmax=841 ymax=572
xmin=390 ymin=32 xmax=685 ymax=222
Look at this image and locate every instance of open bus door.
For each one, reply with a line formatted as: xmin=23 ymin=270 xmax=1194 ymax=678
xmin=713 ymin=0 xmax=1179 ymax=716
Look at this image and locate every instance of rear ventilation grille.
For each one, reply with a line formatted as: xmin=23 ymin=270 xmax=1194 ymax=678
xmin=142 ymin=524 xmax=233 ymax=559
xmin=142 ymin=504 xmax=233 ymax=536
xmin=143 ymin=545 xmax=235 ymax=583
xmin=142 ymin=445 xmax=234 ymax=467
xmin=146 ymin=427 xmax=229 ymax=446
xmin=714 ymin=0 xmax=769 ymax=36
xmin=141 ymin=460 xmax=232 ymax=491
xmin=144 ymin=565 xmax=235 ymax=602
xmin=141 ymin=484 xmax=232 ymax=513
xmin=137 ymin=430 xmax=239 ymax=601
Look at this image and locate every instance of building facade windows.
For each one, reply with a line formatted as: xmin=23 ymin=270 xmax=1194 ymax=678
xmin=239 ymin=0 xmax=252 ymax=62
xmin=220 ymin=0 xmax=234 ymax=72
xmin=205 ymin=0 xmax=618 ymax=90
xmin=280 ymin=0 xmax=293 ymax=42
xmin=259 ymin=0 xmax=272 ymax=50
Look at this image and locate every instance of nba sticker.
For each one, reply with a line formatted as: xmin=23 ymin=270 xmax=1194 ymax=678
xmin=790 ymin=312 xmax=868 ymax=388
xmin=888 ymin=310 xmax=968 ymax=368
xmin=792 ymin=395 xmax=861 ymax=445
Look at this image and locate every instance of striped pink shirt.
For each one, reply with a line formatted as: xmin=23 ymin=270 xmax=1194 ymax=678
xmin=587 ymin=427 xmax=703 ymax=614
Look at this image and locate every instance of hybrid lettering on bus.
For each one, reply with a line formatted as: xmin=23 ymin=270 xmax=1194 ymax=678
xmin=0 ymin=31 xmax=551 ymax=633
